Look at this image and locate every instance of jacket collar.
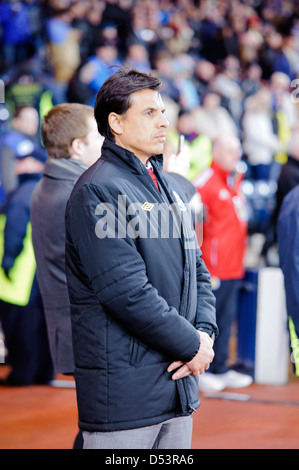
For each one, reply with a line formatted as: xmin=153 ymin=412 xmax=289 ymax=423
xmin=43 ymin=157 xmax=89 ymax=180
xmin=102 ymin=138 xmax=164 ymax=174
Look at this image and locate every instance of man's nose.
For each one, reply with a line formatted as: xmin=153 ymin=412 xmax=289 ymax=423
xmin=159 ymin=113 xmax=169 ymax=128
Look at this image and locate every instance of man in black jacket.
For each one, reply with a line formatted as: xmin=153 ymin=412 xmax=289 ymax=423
xmin=65 ymin=69 xmax=217 ymax=449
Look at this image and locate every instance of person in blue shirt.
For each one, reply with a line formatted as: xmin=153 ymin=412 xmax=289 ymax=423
xmin=0 ymin=0 xmax=32 ymax=68
xmin=77 ymin=36 xmax=122 ymax=106
xmin=0 ymin=106 xmax=46 ymax=205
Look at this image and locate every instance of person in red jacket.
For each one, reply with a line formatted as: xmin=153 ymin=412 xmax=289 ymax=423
xmin=194 ymin=134 xmax=253 ymax=392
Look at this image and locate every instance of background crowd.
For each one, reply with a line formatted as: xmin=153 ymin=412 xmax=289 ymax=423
xmin=1 ymin=0 xmax=299 ymax=388
xmin=1 ymin=0 xmax=299 ymax=239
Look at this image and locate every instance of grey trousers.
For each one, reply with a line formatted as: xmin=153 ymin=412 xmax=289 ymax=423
xmin=82 ymin=415 xmax=193 ymax=449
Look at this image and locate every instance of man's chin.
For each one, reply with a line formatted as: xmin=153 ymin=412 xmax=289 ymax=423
xmin=153 ymin=143 xmax=165 ymax=155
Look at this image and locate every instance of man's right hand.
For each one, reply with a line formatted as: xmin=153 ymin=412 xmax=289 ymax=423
xmin=167 ymin=331 xmax=214 ymax=380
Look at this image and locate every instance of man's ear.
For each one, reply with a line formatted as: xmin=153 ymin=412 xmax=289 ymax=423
xmin=70 ymin=138 xmax=83 ymax=157
xmin=108 ymin=112 xmax=123 ymax=136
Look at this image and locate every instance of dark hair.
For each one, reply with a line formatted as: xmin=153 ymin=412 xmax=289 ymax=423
xmin=94 ymin=68 xmax=161 ymax=140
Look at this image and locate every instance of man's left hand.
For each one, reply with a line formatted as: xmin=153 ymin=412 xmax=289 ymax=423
xmin=167 ymin=331 xmax=214 ymax=380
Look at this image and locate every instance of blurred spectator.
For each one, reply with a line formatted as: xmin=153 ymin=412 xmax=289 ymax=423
xmin=259 ymin=26 xmax=284 ymax=80
xmin=68 ymin=33 xmax=122 ymax=106
xmin=101 ymin=0 xmax=134 ymax=58
xmin=166 ymin=110 xmax=212 ymax=181
xmin=273 ymin=32 xmax=299 ymax=81
xmin=198 ymin=5 xmax=226 ymax=64
xmin=239 ymin=15 xmax=264 ymax=67
xmin=153 ymin=51 xmax=180 ymax=103
xmin=80 ymin=0 xmax=106 ymax=58
xmin=163 ymin=138 xmax=203 ymax=228
xmin=163 ymin=138 xmax=190 ymax=180
xmin=242 ymin=87 xmax=282 ymax=181
xmin=124 ymin=42 xmax=151 ymax=73
xmin=24 ymin=0 xmax=47 ymax=60
xmin=270 ymin=71 xmax=299 ymax=171
xmin=241 ymin=62 xmax=263 ymax=99
xmin=210 ymin=55 xmax=244 ymax=130
xmin=71 ymin=0 xmax=98 ymax=61
xmin=193 ymin=134 xmax=252 ymax=392
xmin=0 ymin=0 xmax=32 ymax=69
xmin=0 ymin=106 xmax=47 ymax=202
xmin=0 ymin=145 xmax=53 ymax=386
xmin=173 ymin=53 xmax=199 ymax=110
xmin=46 ymin=1 xmax=81 ymax=102
xmin=162 ymin=7 xmax=194 ymax=55
xmin=128 ymin=0 xmax=165 ymax=59
xmin=192 ymin=59 xmax=216 ymax=101
xmin=191 ymin=91 xmax=238 ymax=140
xmin=3 ymin=58 xmax=54 ymax=119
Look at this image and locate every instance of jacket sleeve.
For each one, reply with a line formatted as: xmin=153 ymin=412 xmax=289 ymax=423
xmin=194 ymin=247 xmax=218 ymax=337
xmin=66 ymin=184 xmax=201 ymax=363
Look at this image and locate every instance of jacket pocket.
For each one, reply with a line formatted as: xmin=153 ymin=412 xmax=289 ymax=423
xmin=177 ymin=375 xmax=200 ymax=413
xmin=129 ymin=337 xmax=149 ymax=366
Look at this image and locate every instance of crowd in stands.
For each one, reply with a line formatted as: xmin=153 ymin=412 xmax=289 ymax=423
xmin=1 ymin=1 xmax=299 ymax=242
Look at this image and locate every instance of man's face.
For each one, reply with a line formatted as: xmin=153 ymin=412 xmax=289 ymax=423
xmin=112 ymin=89 xmax=169 ymax=164
xmin=14 ymin=107 xmax=39 ymax=136
xmin=80 ymin=117 xmax=104 ymax=166
xmin=213 ymin=137 xmax=241 ymax=173
xmin=223 ymin=141 xmax=241 ymax=173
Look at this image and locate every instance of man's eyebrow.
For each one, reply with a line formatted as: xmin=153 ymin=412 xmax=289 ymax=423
xmin=143 ymin=106 xmax=166 ymax=113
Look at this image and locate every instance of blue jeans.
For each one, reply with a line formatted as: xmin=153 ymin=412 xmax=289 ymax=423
xmin=82 ymin=415 xmax=193 ymax=449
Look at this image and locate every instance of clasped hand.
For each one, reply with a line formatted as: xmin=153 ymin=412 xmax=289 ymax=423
xmin=167 ymin=331 xmax=214 ymax=380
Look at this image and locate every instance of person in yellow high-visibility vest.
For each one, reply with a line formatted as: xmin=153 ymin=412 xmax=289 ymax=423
xmin=0 ymin=136 xmax=53 ymax=386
